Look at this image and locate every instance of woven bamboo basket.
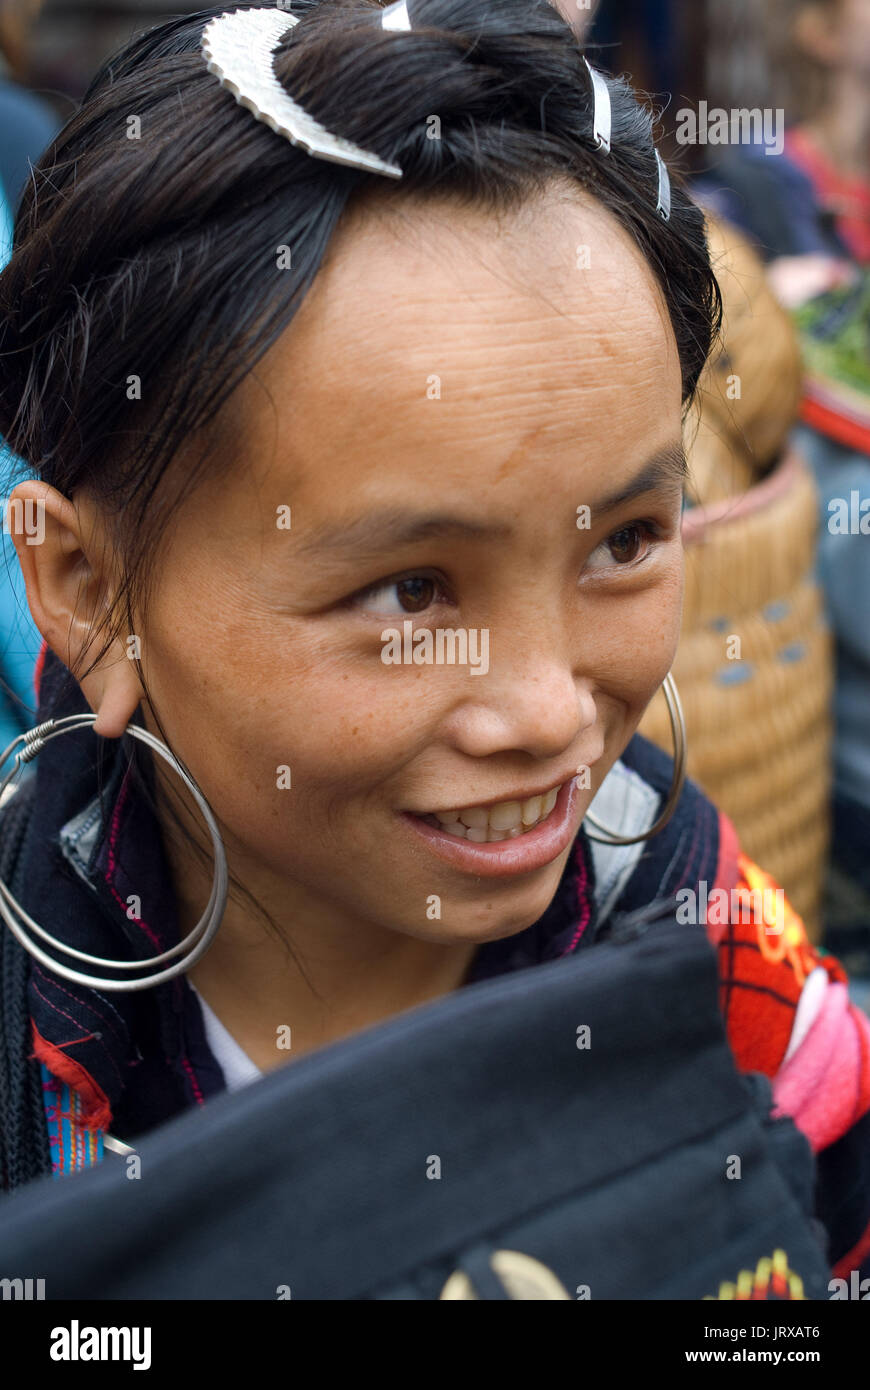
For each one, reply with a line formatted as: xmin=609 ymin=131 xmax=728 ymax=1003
xmin=640 ymin=449 xmax=832 ymax=938
xmin=639 ymin=212 xmax=832 ymax=938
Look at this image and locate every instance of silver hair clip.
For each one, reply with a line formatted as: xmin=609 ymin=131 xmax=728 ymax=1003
xmin=655 ymin=148 xmax=671 ymax=221
xmin=583 ymin=57 xmax=611 ymax=153
xmin=200 ymin=5 xmax=405 ymax=178
xmin=584 ymin=55 xmax=670 ymax=221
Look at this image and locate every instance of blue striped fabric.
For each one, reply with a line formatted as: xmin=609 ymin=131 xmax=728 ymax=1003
xmin=40 ymin=1062 xmax=104 ymax=1177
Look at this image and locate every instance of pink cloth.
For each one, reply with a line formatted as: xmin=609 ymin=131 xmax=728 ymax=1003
xmin=772 ymin=981 xmax=870 ymax=1152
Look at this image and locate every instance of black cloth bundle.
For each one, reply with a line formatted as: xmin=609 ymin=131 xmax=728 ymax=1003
xmin=0 ymin=914 xmax=832 ymax=1300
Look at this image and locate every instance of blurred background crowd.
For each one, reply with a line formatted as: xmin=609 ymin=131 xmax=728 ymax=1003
xmin=1 ymin=0 xmax=868 ymax=997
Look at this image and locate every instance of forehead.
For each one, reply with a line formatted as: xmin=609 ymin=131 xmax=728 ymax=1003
xmin=220 ymin=181 xmax=681 ymax=512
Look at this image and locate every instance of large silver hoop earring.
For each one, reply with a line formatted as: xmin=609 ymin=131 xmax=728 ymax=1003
xmin=0 ymin=713 xmax=228 ymax=992
xmin=584 ymin=673 xmax=688 ymax=846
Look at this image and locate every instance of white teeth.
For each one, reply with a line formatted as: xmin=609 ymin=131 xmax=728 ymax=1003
xmin=522 ymin=795 xmax=543 ymax=825
xmin=441 ymin=821 xmax=467 ymax=836
xmin=489 ymin=800 xmax=523 ymax=831
xmin=426 ymin=783 xmax=563 ymax=841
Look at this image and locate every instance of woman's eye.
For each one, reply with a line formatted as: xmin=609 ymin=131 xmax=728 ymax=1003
xmin=585 ymin=522 xmax=659 ymax=573
xmin=347 ymin=573 xmax=448 ymax=617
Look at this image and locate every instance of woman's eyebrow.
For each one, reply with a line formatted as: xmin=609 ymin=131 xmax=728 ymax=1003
xmin=293 ymin=509 xmax=510 ymax=564
xmin=593 ymin=440 xmax=687 ymax=515
xmin=294 ymin=440 xmax=686 ymax=562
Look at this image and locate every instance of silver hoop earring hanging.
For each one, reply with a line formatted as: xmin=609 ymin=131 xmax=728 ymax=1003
xmin=584 ymin=673 xmax=688 ymax=846
xmin=0 ymin=713 xmax=228 ymax=992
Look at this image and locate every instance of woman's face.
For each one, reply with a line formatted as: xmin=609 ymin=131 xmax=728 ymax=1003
xmin=138 ymin=181 xmax=685 ymax=949
xmin=798 ymin=0 xmax=870 ymax=75
xmin=839 ymin=0 xmax=870 ymax=72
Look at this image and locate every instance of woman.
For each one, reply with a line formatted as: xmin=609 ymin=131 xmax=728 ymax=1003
xmin=694 ymin=0 xmax=870 ymax=268
xmin=0 ymin=0 xmax=867 ymax=1293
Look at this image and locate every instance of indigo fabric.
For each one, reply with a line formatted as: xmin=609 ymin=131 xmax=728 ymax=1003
xmin=0 ymin=916 xmax=834 ymax=1300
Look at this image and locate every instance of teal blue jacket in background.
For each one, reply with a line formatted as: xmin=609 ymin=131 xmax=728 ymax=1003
xmin=0 ymin=180 xmax=42 ymax=766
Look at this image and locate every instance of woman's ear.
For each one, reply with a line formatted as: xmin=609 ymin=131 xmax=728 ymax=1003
xmin=5 ymin=480 xmax=144 ymax=738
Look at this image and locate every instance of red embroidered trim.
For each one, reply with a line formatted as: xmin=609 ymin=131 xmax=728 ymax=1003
xmin=30 ymin=1019 xmax=112 ymax=1132
xmin=706 ymin=810 xmax=740 ymax=947
xmin=832 ymin=1216 xmax=870 ymax=1283
xmin=33 ymin=638 xmax=48 ymax=705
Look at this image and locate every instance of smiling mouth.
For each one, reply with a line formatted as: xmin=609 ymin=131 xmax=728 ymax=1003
xmin=416 ymin=784 xmax=564 ymax=843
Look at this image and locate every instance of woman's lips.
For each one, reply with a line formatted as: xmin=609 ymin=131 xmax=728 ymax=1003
xmin=400 ymin=775 xmax=584 ymax=878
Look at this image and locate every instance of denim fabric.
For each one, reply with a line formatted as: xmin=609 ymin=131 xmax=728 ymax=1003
xmin=792 ymin=423 xmax=870 ymax=814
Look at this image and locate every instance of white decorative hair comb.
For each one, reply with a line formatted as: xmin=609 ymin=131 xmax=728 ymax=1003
xmin=199 ymin=1 xmax=672 ymax=219
xmin=200 ymin=3 xmax=408 ymax=178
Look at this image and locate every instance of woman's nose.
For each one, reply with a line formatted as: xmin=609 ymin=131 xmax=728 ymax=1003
xmin=447 ymin=649 xmax=599 ymax=762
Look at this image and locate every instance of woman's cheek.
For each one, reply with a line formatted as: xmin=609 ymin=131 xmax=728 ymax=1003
xmin=639 ymin=564 xmax=683 ymax=692
xmin=258 ymin=667 xmax=432 ymax=788
xmin=602 ymin=553 xmax=683 ymax=714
